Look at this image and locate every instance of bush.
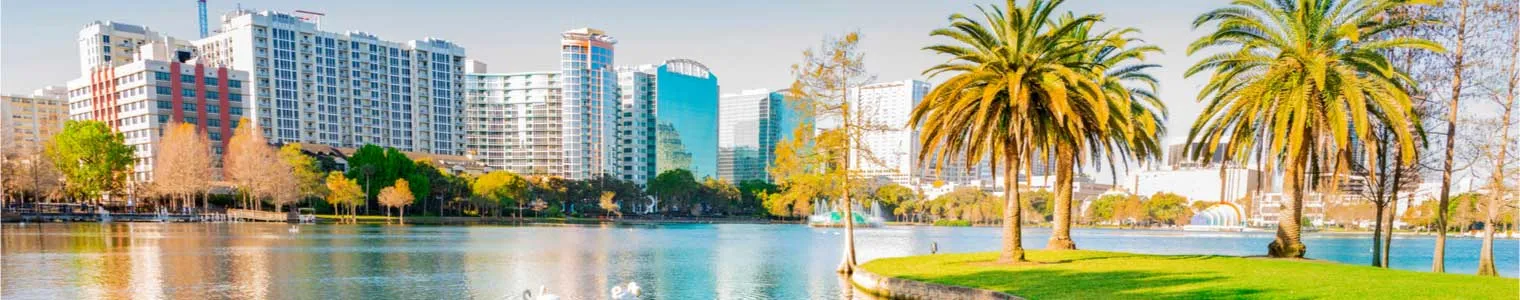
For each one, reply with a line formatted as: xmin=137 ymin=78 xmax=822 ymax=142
xmin=933 ymin=219 xmax=973 ymax=227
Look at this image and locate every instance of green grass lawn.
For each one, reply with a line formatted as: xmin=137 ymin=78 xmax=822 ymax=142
xmin=859 ymin=250 xmax=1517 ymax=299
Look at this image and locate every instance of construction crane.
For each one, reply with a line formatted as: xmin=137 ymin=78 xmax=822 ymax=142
xmin=198 ymin=0 xmax=208 ymax=38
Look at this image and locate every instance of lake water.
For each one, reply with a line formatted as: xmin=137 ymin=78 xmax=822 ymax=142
xmin=2 ymin=223 xmax=1514 ymax=299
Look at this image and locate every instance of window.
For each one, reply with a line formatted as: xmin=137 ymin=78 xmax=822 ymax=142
xmin=228 ymin=80 xmax=242 ymax=88
xmin=181 ymin=74 xmax=195 ymax=82
xmin=206 ymin=77 xmax=219 ymax=86
xmin=229 ymin=106 xmax=243 ymax=115
xmin=156 ymin=86 xmax=171 ymax=95
xmin=157 ymin=100 xmax=171 ymax=109
xmin=184 ymin=117 xmax=197 ymax=124
xmin=206 ymin=92 xmax=220 ymax=100
xmin=182 ymin=103 xmax=197 ymax=112
xmin=154 ymin=72 xmax=170 ymax=81
xmin=207 ymin=119 xmax=221 ymax=128
xmin=182 ymin=89 xmax=196 ymax=97
xmin=207 ymin=104 xmax=220 ymax=114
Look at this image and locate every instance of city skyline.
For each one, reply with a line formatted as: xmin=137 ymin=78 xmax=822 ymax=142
xmin=2 ymin=0 xmax=1222 ymax=149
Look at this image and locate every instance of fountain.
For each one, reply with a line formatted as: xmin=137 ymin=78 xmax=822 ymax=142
xmin=807 ymin=199 xmax=886 ymax=228
xmin=1182 ymin=203 xmax=1245 ymax=232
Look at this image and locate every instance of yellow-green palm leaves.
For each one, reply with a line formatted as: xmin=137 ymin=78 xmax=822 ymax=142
xmin=911 ymin=0 xmax=1114 ymax=262
xmin=1186 ymin=0 xmax=1437 ymax=257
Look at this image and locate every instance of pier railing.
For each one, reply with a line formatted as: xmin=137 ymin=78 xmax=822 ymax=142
xmin=227 ymin=209 xmax=289 ymax=222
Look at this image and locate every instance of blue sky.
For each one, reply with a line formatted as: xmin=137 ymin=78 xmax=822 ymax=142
xmin=1 ymin=0 xmax=1224 ymax=182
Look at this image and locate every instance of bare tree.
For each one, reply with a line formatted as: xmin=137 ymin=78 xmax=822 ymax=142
xmin=1476 ymin=2 xmax=1518 ymax=275
xmin=152 ymin=122 xmax=212 ymax=210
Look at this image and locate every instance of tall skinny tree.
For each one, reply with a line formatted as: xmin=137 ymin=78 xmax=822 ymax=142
xmin=788 ymin=31 xmax=877 ymax=273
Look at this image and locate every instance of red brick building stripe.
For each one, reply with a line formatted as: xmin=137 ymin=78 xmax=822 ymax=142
xmin=170 ymin=62 xmax=184 ymax=121
xmin=195 ymin=64 xmax=208 ymax=133
xmin=218 ymin=68 xmax=232 ymax=149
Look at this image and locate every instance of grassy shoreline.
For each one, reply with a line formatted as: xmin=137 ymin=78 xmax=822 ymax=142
xmin=859 ymin=250 xmax=1517 ymax=299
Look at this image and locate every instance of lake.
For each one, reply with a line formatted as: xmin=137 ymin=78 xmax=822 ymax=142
xmin=2 ymin=223 xmax=1514 ymax=299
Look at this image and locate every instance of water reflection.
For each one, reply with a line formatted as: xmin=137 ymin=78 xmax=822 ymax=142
xmin=2 ymin=223 xmax=1515 ymax=299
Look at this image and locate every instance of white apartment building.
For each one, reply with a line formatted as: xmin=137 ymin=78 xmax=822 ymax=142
xmin=193 ymin=9 xmax=467 ymax=155
xmin=464 ymin=67 xmax=564 ymax=175
xmin=616 ymin=66 xmax=658 ymax=183
xmin=560 ymin=28 xmax=619 ymax=180
xmin=66 ymin=48 xmax=249 ymax=182
xmin=77 ymin=21 xmax=194 ymax=76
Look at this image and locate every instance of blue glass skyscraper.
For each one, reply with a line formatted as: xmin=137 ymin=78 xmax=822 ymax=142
xmin=616 ymin=59 xmax=719 ymax=182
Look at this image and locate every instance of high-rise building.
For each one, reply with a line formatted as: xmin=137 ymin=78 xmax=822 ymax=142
xmin=1 ymin=87 xmax=69 ymax=155
xmin=194 ymin=10 xmax=467 ymax=155
xmin=65 ymin=48 xmax=249 ymax=182
xmin=616 ymin=59 xmax=719 ymax=182
xmin=717 ymin=89 xmax=794 ymax=183
xmin=77 ymin=21 xmax=194 ymax=75
xmin=615 ymin=66 xmax=657 ymax=183
xmin=560 ymin=28 xmax=618 ymax=180
xmin=463 ymin=66 xmax=564 ymax=175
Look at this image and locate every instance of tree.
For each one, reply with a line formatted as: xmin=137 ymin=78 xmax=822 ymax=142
xmin=913 ymin=0 xmax=1112 ymax=262
xmin=1476 ymin=0 xmax=1518 ymax=276
xmin=45 ymin=120 xmax=134 ymax=203
xmin=737 ymin=180 xmax=779 ymax=216
xmin=1144 ymin=192 xmax=1190 ymax=226
xmin=1185 ymin=0 xmax=1436 ymax=258
xmin=599 ymin=191 xmax=620 ymax=218
xmin=3 ymin=141 xmax=63 ymax=203
xmin=648 ymin=169 xmax=699 ymax=214
xmin=324 ymin=171 xmax=363 ymax=224
xmin=278 ymin=144 xmax=326 ymax=207
xmin=700 ymin=178 xmax=740 ymax=215
xmin=873 ymin=184 xmax=915 ymax=221
xmin=379 ymin=178 xmax=414 ymax=224
xmin=225 ymin=118 xmax=280 ymax=210
xmin=345 ymin=144 xmax=388 ymax=213
xmin=152 ymin=122 xmax=212 ymax=209
xmin=783 ymin=30 xmax=880 ymax=273
xmin=472 ymin=171 xmax=528 ymax=218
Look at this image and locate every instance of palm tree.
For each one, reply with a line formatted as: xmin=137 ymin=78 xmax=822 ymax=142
xmin=1186 ymin=0 xmax=1436 ymax=258
xmin=913 ymin=0 xmax=1109 ymax=263
xmin=1047 ymin=20 xmax=1169 ymax=250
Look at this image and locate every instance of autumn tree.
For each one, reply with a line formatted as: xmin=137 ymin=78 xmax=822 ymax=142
xmin=224 ymin=118 xmax=282 ymax=210
xmin=599 ymin=191 xmax=620 ymax=218
xmin=2 ymin=146 xmax=62 ymax=203
xmin=379 ymin=178 xmax=414 ymax=224
xmin=324 ymin=171 xmax=363 ymax=224
xmin=279 ymin=144 xmax=326 ymax=205
xmin=783 ymin=30 xmax=882 ymax=274
xmin=150 ymin=122 xmax=212 ymax=210
xmin=46 ymin=120 xmax=134 ymax=203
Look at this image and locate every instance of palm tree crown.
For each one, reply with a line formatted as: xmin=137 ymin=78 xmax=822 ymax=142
xmin=1185 ymin=0 xmax=1438 ymax=257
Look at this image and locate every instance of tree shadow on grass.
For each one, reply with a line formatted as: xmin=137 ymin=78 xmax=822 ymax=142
xmin=899 ymin=268 xmax=1293 ymax=300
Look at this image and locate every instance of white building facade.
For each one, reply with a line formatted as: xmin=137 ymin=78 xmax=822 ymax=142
xmin=194 ymin=10 xmax=467 ymax=154
xmin=463 ymin=69 xmax=563 ymax=175
xmin=559 ymin=28 xmax=619 ymax=180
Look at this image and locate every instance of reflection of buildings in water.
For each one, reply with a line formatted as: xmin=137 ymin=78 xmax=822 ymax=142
xmin=228 ymin=225 xmax=272 ymax=299
xmin=127 ymin=224 xmax=164 ymax=299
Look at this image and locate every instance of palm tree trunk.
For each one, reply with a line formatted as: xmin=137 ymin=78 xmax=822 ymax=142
xmin=1048 ymin=147 xmax=1076 ymax=250
xmin=1372 ymin=203 xmax=1386 ymax=267
xmin=1000 ymin=153 xmax=1026 ymax=263
xmin=1269 ymin=142 xmax=1308 ymax=258
xmin=400 ymin=206 xmax=406 ymax=225
xmin=1381 ymin=199 xmax=1394 ymax=267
